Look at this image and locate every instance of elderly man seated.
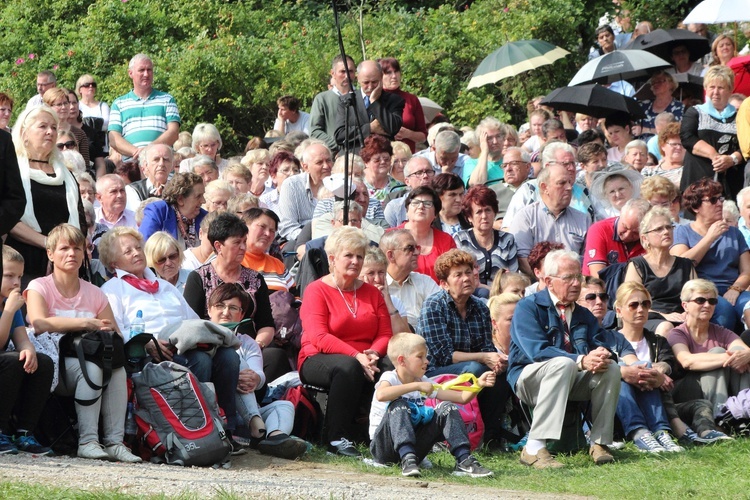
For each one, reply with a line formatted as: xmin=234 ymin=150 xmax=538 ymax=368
xmin=417 ymin=249 xmax=511 ymax=446
xmin=582 ymin=198 xmax=649 ymax=278
xmin=415 ymin=130 xmax=466 ymax=179
xmin=380 ymin=229 xmax=440 ymax=329
xmin=508 ymin=250 xmax=621 ymax=468
xmin=508 ymin=162 xmax=591 ymax=277
xmin=490 ymin=147 xmax=531 ymax=225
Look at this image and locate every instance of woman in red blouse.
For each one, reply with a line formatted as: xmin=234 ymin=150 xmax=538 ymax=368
xmin=379 ymin=57 xmax=427 ymax=153
xmin=298 ymin=226 xmax=393 ymax=457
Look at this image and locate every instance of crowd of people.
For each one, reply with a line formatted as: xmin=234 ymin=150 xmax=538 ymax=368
xmin=3 ymin=14 xmax=750 ymax=479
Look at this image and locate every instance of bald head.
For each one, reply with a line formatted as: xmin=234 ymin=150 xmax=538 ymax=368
xmin=357 ymin=60 xmax=383 ymax=97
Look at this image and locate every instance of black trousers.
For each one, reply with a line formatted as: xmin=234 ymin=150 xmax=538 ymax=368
xmin=0 ymin=351 xmax=54 ymax=434
xmin=300 ymin=353 xmax=391 ymax=443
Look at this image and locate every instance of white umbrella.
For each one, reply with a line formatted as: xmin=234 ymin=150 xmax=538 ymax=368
xmin=683 ymin=0 xmax=750 ymax=24
xmin=418 ymin=97 xmax=443 ymax=123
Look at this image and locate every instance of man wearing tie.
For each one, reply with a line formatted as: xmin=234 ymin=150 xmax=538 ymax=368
xmin=334 ymin=60 xmax=404 ymax=153
xmin=507 ymin=250 xmax=621 ymax=468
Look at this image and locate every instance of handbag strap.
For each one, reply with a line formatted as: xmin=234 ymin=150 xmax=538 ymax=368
xmin=71 ymin=334 xmax=114 ymax=406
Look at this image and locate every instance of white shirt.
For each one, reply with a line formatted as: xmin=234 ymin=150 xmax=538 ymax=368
xmin=369 ymin=370 xmax=436 ymax=439
xmin=94 ymin=206 xmax=137 ymax=230
xmin=273 ymin=111 xmax=311 ymax=135
xmin=102 ymin=267 xmax=198 ymax=338
xmin=386 ymin=271 xmax=441 ymax=328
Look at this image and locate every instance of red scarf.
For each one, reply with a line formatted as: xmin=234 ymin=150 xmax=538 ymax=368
xmin=122 ymin=274 xmax=160 ymax=294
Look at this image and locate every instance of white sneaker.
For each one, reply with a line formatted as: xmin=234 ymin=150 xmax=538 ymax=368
xmin=78 ymin=441 xmax=109 ymax=460
xmin=106 ymin=443 xmax=143 ymax=463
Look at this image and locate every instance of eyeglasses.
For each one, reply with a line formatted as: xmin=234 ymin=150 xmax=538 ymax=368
xmin=702 ymin=196 xmax=725 ymax=205
xmin=504 ymin=161 xmax=528 ymax=168
xmin=51 ymin=101 xmax=69 ymax=108
xmin=627 ymin=300 xmax=652 ymax=310
xmin=79 ymin=82 xmax=97 ymax=88
xmin=278 ymin=168 xmax=300 ymax=176
xmin=398 ymin=244 xmax=421 ymax=254
xmin=410 ymin=199 xmax=435 ymax=209
xmin=337 ymin=218 xmax=362 ymax=225
xmin=583 ymin=292 xmax=609 ymax=302
xmin=56 ymin=141 xmax=77 ymax=150
xmin=211 ymin=303 xmax=242 ymax=313
xmin=407 ymin=169 xmax=435 ymax=178
xmin=665 ymin=142 xmax=683 ymax=148
xmin=550 ymin=273 xmax=583 ymax=283
xmin=643 ymin=223 xmax=675 ymax=234
xmin=548 ymin=160 xmax=577 ymax=169
xmin=690 ymin=297 xmax=719 ymax=305
xmin=156 ymin=252 xmax=180 ymax=265
xmin=392 ymin=159 xmax=407 ymax=166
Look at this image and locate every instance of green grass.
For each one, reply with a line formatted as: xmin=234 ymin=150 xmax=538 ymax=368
xmin=2 ymin=440 xmax=750 ymax=499
xmin=334 ymin=438 xmax=750 ymax=499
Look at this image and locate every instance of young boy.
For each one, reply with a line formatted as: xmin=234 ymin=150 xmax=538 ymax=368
xmin=369 ymin=332 xmax=495 ymax=477
xmin=0 ymin=246 xmax=54 ymax=454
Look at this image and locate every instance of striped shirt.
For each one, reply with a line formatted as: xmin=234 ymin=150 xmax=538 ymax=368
xmin=242 ymin=251 xmax=295 ymax=291
xmin=109 ymin=90 xmax=180 ymax=147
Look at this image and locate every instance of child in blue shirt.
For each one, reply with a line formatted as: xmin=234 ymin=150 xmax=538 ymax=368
xmin=369 ymin=332 xmax=495 ymax=477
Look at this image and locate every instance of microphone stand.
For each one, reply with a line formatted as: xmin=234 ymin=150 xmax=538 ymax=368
xmin=331 ymin=0 xmax=365 ymax=225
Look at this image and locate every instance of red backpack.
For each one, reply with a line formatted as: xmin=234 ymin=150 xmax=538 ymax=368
xmin=283 ymin=385 xmax=322 ymax=442
xmin=424 ymin=374 xmax=485 ymax=450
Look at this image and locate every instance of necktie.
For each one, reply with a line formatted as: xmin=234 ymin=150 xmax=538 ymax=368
xmin=557 ymin=303 xmax=573 ymax=353
xmin=364 ymin=95 xmax=371 ymax=109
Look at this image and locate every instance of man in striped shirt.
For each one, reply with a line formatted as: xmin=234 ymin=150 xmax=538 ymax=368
xmin=109 ymin=54 xmax=180 ymax=160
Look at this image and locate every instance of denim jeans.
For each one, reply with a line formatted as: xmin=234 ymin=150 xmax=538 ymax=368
xmin=616 ymin=381 xmax=671 ymax=437
xmin=711 ymin=291 xmax=750 ymax=331
xmin=183 ymin=347 xmax=240 ymax=431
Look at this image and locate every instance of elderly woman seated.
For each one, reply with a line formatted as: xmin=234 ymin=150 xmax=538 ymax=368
xmin=99 ymin=226 xmax=245 ymax=453
xmin=590 ymin=166 xmax=642 ymax=221
xmin=144 ymin=231 xmax=191 ymax=292
xmin=416 ymin=249 xmax=511 ymax=446
xmin=203 ymin=180 xmax=235 ymax=213
xmin=668 ymin=279 xmax=750 ymax=411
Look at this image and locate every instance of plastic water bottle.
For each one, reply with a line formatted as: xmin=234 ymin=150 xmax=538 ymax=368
xmin=124 ymin=402 xmax=137 ymax=445
xmin=129 ymin=310 xmax=145 ymax=340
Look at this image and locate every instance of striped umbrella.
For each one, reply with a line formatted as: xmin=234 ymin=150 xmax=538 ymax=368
xmin=467 ymin=40 xmax=569 ymax=89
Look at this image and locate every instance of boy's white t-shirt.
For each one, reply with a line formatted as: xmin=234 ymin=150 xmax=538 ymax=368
xmin=368 ymin=370 xmax=437 ymax=440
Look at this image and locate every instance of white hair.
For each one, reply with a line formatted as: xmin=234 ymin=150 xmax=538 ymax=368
xmin=542 ymin=250 xmax=580 ymax=277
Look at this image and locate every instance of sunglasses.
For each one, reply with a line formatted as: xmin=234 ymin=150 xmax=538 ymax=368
xmin=627 ymin=300 xmax=652 ymax=310
xmin=643 ymin=223 xmax=675 ymax=235
xmin=583 ymin=292 xmax=609 ymax=302
xmin=155 ymin=252 xmax=180 ymax=265
xmin=690 ymin=297 xmax=719 ymax=305
xmin=56 ymin=141 xmax=76 ymax=150
xmin=398 ymin=244 xmax=421 ymax=254
xmin=701 ymin=196 xmax=725 ymax=205
xmin=80 ymin=82 xmax=97 ymax=88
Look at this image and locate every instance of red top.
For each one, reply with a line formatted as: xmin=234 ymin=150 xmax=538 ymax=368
xmin=392 ymin=224 xmax=457 ymax=283
xmin=387 ymin=88 xmax=427 ymax=153
xmin=298 ymin=280 xmax=393 ymax=369
xmin=582 ymin=216 xmax=644 ymax=275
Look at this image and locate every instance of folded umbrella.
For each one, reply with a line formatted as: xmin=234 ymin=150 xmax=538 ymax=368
xmin=540 ymin=84 xmax=646 ymax=119
xmin=569 ymin=50 xmax=672 ymax=86
xmin=623 ymin=29 xmax=710 ymax=63
xmin=467 ymin=39 xmax=569 ymax=89
xmin=418 ymin=97 xmax=443 ymax=123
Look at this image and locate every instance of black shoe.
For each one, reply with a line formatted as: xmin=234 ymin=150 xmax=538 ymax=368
xmin=226 ymin=431 xmax=247 ymax=456
xmin=327 ymin=438 xmax=361 ymax=458
xmin=249 ymin=429 xmax=267 ymax=450
xmin=400 ymin=453 xmax=421 ymax=477
xmin=258 ymin=433 xmax=308 ymax=460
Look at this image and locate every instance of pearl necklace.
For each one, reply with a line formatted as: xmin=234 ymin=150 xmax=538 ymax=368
xmin=334 ymin=280 xmax=358 ymax=318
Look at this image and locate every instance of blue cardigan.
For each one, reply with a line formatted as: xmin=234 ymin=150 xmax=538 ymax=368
xmin=139 ymin=200 xmax=207 ymax=247
xmin=507 ymin=288 xmax=612 ymax=391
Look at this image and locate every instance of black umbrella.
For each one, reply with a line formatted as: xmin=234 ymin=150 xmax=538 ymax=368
xmin=540 ymin=84 xmax=646 ymax=119
xmin=623 ymin=28 xmax=711 ymax=63
xmin=634 ymin=73 xmax=704 ymax=101
xmin=569 ymin=51 xmax=672 ymax=86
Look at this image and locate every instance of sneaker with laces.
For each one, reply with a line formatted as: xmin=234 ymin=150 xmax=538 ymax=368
xmin=400 ymin=453 xmax=421 ymax=477
xmin=453 ymin=455 xmax=494 ymax=477
xmin=78 ymin=441 xmax=109 ymax=460
xmin=105 ymin=443 xmax=143 ymax=463
xmin=698 ymin=429 xmax=734 ymax=444
xmin=226 ymin=432 xmax=247 ymax=456
xmin=653 ymin=430 xmax=684 ymax=452
xmin=14 ymin=433 xmax=51 ymax=455
xmin=633 ymin=431 xmax=666 ymax=453
xmin=0 ymin=433 xmax=18 ymax=455
xmin=327 ymin=438 xmax=361 ymax=458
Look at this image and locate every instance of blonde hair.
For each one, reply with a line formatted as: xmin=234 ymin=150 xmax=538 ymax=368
xmin=614 ymin=281 xmax=651 ymax=309
xmin=12 ymin=106 xmax=63 ymax=163
xmin=387 ymin=332 xmax=427 ymax=364
xmin=324 ymin=226 xmax=368 ymax=270
xmin=241 ymin=149 xmax=272 ymax=168
xmin=391 ymin=141 xmax=412 ymax=158
xmin=144 ymin=231 xmax=184 ymax=269
xmin=46 ymin=224 xmax=86 ymax=253
xmin=490 ymin=271 xmax=530 ymax=297
xmin=222 ymin=163 xmax=252 ymax=183
xmin=2 ymin=245 xmax=24 ymax=264
xmin=680 ymin=279 xmax=718 ymax=302
xmin=205 ymin=179 xmax=235 ymax=200
xmin=98 ymin=226 xmax=143 ymax=270
xmin=487 ymin=293 xmax=522 ymax=321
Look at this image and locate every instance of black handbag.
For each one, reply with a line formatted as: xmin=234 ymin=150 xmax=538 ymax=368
xmin=59 ymin=330 xmax=126 ymax=406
